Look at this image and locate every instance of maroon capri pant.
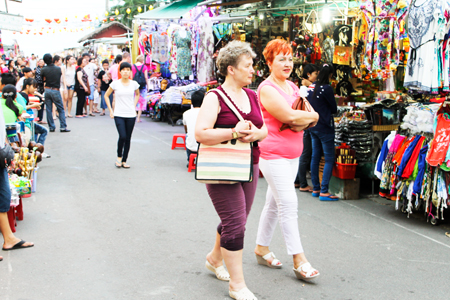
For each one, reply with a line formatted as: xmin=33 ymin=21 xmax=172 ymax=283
xmin=206 ymin=164 xmax=259 ymax=251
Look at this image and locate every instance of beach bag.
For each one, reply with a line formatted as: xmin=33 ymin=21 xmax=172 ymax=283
xmin=195 ymin=89 xmax=253 ymax=184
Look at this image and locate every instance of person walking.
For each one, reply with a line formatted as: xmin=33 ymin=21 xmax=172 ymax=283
xmin=132 ymin=55 xmax=149 ymax=123
xmin=29 ymin=53 xmax=37 ymax=70
xmin=195 ymin=41 xmax=267 ymax=300
xmin=34 ymin=59 xmax=46 ymax=124
xmin=108 ymin=54 xmax=122 ymax=81
xmin=97 ymin=59 xmax=112 ymax=116
xmin=41 ymin=53 xmax=70 ymax=132
xmin=104 ymin=62 xmax=140 ymax=169
xmin=7 ymin=60 xmax=19 ymax=79
xmin=54 ymin=55 xmax=67 ymax=120
xmin=83 ymin=54 xmax=98 ymax=116
xmin=74 ymin=57 xmax=90 ymax=118
xmin=254 ymin=39 xmax=320 ymax=282
xmin=307 ymin=64 xmax=339 ymax=201
xmin=294 ymin=64 xmax=318 ymax=192
xmin=64 ymin=55 xmax=76 ymax=117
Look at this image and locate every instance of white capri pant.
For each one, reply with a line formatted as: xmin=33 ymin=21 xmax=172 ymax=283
xmin=256 ymin=157 xmax=304 ymax=255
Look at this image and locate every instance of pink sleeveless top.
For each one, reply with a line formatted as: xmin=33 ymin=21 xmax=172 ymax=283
xmin=257 ymin=79 xmax=304 ymax=160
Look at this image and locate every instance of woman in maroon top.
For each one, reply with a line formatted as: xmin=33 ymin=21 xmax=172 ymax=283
xmin=195 ymin=41 xmax=267 ymax=300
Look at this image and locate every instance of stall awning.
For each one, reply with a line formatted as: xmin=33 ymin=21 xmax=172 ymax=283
xmin=134 ymin=0 xmax=204 ymax=20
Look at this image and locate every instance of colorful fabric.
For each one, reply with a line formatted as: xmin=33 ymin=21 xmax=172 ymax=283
xmin=427 ymin=114 xmax=450 ymax=166
xmin=360 ymin=0 xmax=409 ymax=73
xmin=174 ymin=30 xmax=192 ymax=78
xmin=197 ymin=18 xmax=215 ymax=83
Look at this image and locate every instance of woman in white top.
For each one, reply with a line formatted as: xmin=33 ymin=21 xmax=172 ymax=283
xmin=64 ymin=55 xmax=76 ymax=118
xmin=52 ymin=55 xmax=67 ymax=119
xmin=104 ymin=62 xmax=140 ymax=169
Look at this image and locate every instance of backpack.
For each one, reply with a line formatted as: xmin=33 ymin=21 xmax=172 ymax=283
xmin=134 ymin=64 xmax=146 ymax=90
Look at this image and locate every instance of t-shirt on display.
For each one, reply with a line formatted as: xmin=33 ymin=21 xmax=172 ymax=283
xmin=109 ymin=80 xmax=140 ymax=118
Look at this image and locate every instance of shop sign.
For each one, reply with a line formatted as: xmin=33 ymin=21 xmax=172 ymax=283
xmin=0 ymin=12 xmax=24 ymax=32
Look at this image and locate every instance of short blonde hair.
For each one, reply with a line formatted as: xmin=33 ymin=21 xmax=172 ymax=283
xmin=216 ymin=41 xmax=256 ymax=77
xmin=136 ymin=55 xmax=144 ymax=63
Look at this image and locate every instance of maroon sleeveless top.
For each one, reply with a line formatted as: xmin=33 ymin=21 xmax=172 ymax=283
xmin=210 ymin=86 xmax=264 ymax=164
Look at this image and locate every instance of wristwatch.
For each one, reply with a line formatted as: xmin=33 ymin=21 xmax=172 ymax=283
xmin=231 ymin=128 xmax=239 ymax=139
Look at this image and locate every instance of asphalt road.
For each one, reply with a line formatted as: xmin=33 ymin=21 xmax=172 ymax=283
xmin=1 ymin=111 xmax=450 ymax=300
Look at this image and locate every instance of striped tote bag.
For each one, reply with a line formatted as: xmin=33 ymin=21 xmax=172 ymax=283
xmin=195 ymin=89 xmax=253 ymax=184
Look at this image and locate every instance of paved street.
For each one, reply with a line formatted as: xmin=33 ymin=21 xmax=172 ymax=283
xmin=1 ymin=113 xmax=450 ymax=300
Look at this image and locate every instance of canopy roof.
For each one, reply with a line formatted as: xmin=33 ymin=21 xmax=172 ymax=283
xmin=134 ymin=0 xmax=204 ymax=20
xmin=78 ymin=22 xmax=131 ymax=43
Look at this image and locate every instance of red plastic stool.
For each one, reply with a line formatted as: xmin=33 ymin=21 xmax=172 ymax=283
xmin=7 ymin=205 xmax=17 ymax=233
xmin=188 ymin=154 xmax=197 ymax=172
xmin=15 ymin=196 xmax=23 ymax=221
xmin=171 ymin=134 xmax=186 ymax=150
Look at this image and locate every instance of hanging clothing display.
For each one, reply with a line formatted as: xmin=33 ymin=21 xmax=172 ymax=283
xmin=174 ymin=29 xmax=192 ymax=79
xmin=360 ymin=0 xmax=409 ymax=73
xmin=404 ymin=0 xmax=446 ymax=92
xmin=153 ymin=33 xmax=170 ymax=63
xmin=427 ymin=114 xmax=450 ymax=167
xmin=197 ymin=18 xmax=215 ymax=83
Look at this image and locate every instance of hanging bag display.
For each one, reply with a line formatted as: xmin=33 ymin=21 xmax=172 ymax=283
xmin=305 ymin=10 xmax=323 ymax=34
xmin=195 ymin=89 xmax=253 ymax=184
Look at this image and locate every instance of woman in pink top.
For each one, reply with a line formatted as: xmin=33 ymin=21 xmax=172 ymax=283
xmin=254 ymin=39 xmax=320 ymax=281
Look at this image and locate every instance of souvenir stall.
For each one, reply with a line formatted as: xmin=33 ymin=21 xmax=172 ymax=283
xmin=4 ymin=125 xmax=44 ymax=233
xmin=373 ymin=0 xmax=450 ymax=225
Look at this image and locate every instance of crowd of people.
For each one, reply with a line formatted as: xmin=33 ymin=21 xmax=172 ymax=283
xmin=0 ymin=38 xmax=339 ymax=300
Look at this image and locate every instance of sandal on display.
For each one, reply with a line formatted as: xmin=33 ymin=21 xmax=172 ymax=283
xmin=205 ymin=260 xmax=230 ymax=281
xmin=293 ymin=262 xmax=320 ymax=281
xmin=255 ymin=252 xmax=282 ymax=269
xmin=229 ymin=287 xmax=257 ymax=300
xmin=319 ymin=194 xmax=339 ymax=201
xmin=2 ymin=240 xmax=34 ymax=251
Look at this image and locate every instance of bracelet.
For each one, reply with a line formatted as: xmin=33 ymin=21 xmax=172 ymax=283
xmin=231 ymin=128 xmax=239 ymax=139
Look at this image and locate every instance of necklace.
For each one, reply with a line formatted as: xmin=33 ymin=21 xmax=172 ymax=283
xmin=270 ymin=75 xmax=291 ymax=95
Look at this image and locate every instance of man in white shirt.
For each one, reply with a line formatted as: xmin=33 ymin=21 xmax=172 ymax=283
xmin=83 ymin=53 xmax=98 ymax=116
xmin=182 ymin=90 xmax=204 ymax=166
xmin=29 ymin=54 xmax=37 ymax=70
xmin=15 ymin=67 xmax=33 ymax=92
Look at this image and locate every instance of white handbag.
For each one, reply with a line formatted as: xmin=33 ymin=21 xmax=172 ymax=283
xmin=305 ymin=10 xmax=323 ymax=34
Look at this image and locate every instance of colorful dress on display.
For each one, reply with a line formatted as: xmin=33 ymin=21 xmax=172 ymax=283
xmin=197 ymin=18 xmax=215 ymax=83
xmin=153 ymin=33 xmax=170 ymax=63
xmin=404 ymin=0 xmax=446 ymax=92
xmin=360 ymin=0 xmax=409 ymax=73
xmin=174 ymin=29 xmax=192 ymax=79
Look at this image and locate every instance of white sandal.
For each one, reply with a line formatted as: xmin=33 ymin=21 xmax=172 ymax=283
xmin=229 ymin=287 xmax=258 ymax=300
xmin=205 ymin=260 xmax=230 ymax=281
xmin=293 ymin=262 xmax=320 ymax=281
xmin=255 ymin=252 xmax=282 ymax=269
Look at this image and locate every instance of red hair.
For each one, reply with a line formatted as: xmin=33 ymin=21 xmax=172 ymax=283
xmin=263 ymin=39 xmax=293 ymax=65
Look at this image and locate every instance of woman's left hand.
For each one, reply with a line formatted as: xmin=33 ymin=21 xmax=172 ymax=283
xmin=238 ymin=120 xmax=263 ymax=143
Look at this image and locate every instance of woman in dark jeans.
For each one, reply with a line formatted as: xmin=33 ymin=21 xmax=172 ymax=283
xmin=295 ymin=64 xmax=318 ymax=192
xmin=104 ymin=62 xmax=140 ymax=169
xmin=74 ymin=57 xmax=90 ymax=118
xmin=307 ymin=64 xmax=339 ymax=201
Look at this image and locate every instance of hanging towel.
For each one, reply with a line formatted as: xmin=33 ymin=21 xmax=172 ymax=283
xmin=412 ymin=144 xmax=429 ymax=196
xmin=402 ymin=136 xmax=426 ymax=179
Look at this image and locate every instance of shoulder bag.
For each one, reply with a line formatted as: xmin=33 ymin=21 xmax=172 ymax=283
xmin=195 ymin=88 xmax=253 ymax=184
xmin=0 ymin=143 xmax=15 ymax=169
